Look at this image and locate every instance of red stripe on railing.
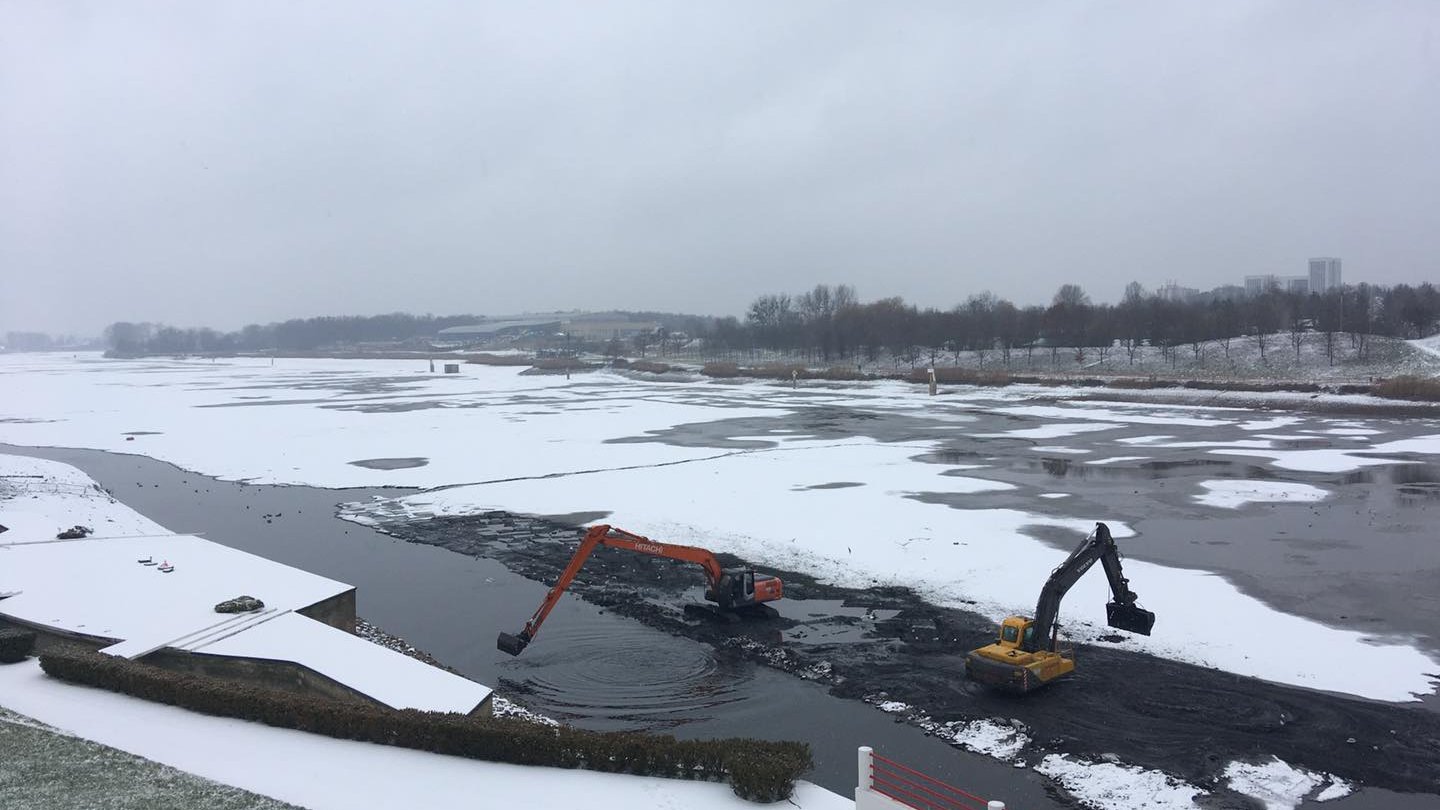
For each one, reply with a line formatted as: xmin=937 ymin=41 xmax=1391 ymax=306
xmin=873 ymin=773 xmax=956 ymax=810
xmin=870 ymin=752 xmax=996 ymax=810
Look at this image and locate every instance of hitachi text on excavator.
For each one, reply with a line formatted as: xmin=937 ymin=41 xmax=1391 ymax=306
xmin=497 ymin=524 xmax=783 ymax=656
xmin=966 ymin=522 xmax=1155 ymax=692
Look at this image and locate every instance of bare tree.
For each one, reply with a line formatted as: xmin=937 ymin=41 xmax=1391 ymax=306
xmin=1053 ymin=284 xmax=1091 ymax=307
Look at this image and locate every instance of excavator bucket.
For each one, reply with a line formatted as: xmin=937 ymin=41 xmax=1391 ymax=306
xmin=496 ymin=631 xmax=531 ymax=656
xmin=1106 ymin=602 xmax=1156 ymax=636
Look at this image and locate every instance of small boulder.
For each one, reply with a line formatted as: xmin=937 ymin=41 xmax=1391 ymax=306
xmin=214 ymin=595 xmax=265 ymax=613
xmin=56 ymin=525 xmax=93 ymax=540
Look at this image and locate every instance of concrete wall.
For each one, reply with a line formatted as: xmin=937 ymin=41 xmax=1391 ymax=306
xmin=297 ymin=588 xmax=356 ymax=633
xmin=143 ymin=647 xmax=491 ymax=717
xmin=144 ymin=648 xmax=375 ymax=708
xmin=0 ymin=616 xmax=110 ymax=655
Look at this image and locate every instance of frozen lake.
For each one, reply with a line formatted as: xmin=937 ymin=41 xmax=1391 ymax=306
xmin=4 ymin=353 xmax=1440 ymax=808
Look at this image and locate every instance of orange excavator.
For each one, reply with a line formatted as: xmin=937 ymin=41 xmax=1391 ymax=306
xmin=496 ymin=524 xmax=784 ymax=656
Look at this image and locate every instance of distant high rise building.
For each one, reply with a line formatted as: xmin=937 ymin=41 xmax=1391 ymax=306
xmin=1245 ymin=274 xmax=1278 ymax=296
xmin=1308 ymin=257 xmax=1342 ymax=293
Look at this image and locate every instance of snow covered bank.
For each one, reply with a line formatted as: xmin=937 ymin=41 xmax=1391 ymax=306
xmin=0 ymin=661 xmax=846 ymax=810
xmin=0 ymin=453 xmax=492 ymax=714
xmin=1035 ymin=755 xmax=1202 ymax=810
xmin=0 ymin=454 xmax=168 ymax=540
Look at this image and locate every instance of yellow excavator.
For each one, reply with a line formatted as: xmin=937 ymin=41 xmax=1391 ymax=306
xmin=966 ymin=522 xmax=1155 ymax=692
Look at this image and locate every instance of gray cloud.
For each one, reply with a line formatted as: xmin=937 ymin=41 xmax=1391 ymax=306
xmin=3 ymin=1 xmax=1437 ymax=335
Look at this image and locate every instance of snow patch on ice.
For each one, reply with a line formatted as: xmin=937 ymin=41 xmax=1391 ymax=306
xmin=1036 ymin=754 xmax=1204 ymax=810
xmin=864 ymin=697 xmax=1031 ymax=762
xmin=996 ymin=405 xmax=1230 ymax=428
xmin=1223 ymin=756 xmax=1350 ymax=810
xmin=1085 ymin=456 xmax=1151 ymax=465
xmin=976 ymin=422 xmax=1120 ymax=440
xmin=1120 ymin=437 xmax=1275 ymax=449
xmin=941 ymin=719 xmax=1029 ymax=760
xmin=1030 ymin=446 xmax=1091 ymax=454
xmin=1239 ymin=416 xmax=1303 ymax=431
xmin=1213 ymin=433 xmax=1440 ymax=472
xmin=1195 ymin=480 xmax=1329 ymax=509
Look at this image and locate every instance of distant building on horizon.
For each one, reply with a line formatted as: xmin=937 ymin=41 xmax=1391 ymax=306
xmin=1209 ymin=284 xmax=1246 ymax=302
xmin=1157 ymin=281 xmax=1200 ymax=303
xmin=1245 ymin=274 xmax=1280 ymax=296
xmin=1309 ymin=257 xmax=1342 ymax=293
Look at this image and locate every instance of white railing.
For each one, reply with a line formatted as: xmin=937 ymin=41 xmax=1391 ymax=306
xmin=856 ymin=746 xmax=1006 ymax=810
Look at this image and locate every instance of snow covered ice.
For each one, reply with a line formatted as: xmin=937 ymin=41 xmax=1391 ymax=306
xmin=3 ymin=352 xmax=1439 ymax=809
xmin=2 ymin=353 xmax=1437 ymax=702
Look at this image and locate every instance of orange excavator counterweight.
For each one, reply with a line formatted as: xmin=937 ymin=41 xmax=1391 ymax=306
xmin=497 ymin=524 xmax=782 ymax=656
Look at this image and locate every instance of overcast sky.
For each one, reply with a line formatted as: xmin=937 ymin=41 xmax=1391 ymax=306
xmin=2 ymin=1 xmax=1437 ymax=335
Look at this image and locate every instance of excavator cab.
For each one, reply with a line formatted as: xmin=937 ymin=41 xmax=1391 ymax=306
xmin=996 ymin=617 xmax=1030 ymax=649
xmin=709 ymin=569 xmax=783 ymax=610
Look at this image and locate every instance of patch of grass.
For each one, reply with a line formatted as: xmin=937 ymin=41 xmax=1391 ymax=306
xmin=742 ymin=363 xmax=807 ymax=380
xmin=700 ymin=361 xmax=740 ymax=378
xmin=1372 ymin=375 xmax=1440 ymax=402
xmin=1182 ymin=380 xmax=1320 ymax=393
xmin=613 ymin=359 xmax=674 ymax=374
xmin=1105 ymin=377 xmax=1181 ymax=390
xmin=814 ymin=366 xmax=869 ymax=381
xmin=0 ymin=707 xmax=299 ymax=810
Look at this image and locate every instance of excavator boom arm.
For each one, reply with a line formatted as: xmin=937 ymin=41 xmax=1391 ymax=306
xmin=1026 ymin=522 xmax=1152 ymax=651
xmin=512 ymin=524 xmax=611 ymax=641
xmin=498 ymin=524 xmax=777 ymax=656
xmin=594 ymin=527 xmax=726 ymax=585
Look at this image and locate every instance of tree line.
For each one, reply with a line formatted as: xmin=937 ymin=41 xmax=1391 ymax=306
xmin=99 ymin=281 xmax=1440 ymax=367
xmin=104 ymin=312 xmax=482 ymax=355
xmin=712 ymin=281 xmax=1440 ymax=368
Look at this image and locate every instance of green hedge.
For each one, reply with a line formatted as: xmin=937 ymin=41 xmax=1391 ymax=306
xmin=0 ymin=628 xmax=36 ymax=663
xmin=39 ymin=647 xmax=809 ymax=801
